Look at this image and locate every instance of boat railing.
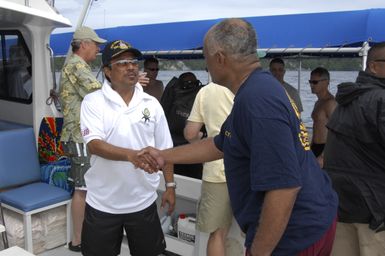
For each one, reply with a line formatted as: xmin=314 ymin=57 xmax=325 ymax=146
xmin=141 ymin=46 xmax=366 ymax=57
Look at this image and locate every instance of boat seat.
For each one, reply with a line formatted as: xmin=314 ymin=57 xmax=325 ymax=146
xmin=0 ymin=119 xmax=29 ymax=131
xmin=0 ymin=127 xmax=71 ymax=253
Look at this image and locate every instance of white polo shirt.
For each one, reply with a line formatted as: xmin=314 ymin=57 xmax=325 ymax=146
xmin=80 ymin=80 xmax=172 ymax=214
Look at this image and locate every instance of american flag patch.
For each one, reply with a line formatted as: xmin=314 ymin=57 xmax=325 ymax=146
xmin=81 ymin=128 xmax=90 ymax=136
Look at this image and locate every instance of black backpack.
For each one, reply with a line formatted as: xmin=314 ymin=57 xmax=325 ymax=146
xmin=161 ymin=77 xmax=203 ymax=146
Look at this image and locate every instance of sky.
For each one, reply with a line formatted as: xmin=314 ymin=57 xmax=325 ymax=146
xmin=54 ymin=0 xmax=385 ymax=33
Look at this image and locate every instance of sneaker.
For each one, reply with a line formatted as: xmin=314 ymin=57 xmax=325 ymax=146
xmin=68 ymin=241 xmax=81 ymax=252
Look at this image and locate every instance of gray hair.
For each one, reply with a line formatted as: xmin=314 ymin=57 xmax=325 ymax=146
xmin=71 ymin=39 xmax=93 ymax=52
xmin=206 ymin=18 xmax=257 ymax=59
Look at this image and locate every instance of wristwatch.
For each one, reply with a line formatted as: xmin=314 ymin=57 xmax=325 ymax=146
xmin=165 ymin=182 xmax=177 ymax=189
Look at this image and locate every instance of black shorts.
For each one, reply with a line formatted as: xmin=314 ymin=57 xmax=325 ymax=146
xmin=81 ymin=202 xmax=166 ymax=256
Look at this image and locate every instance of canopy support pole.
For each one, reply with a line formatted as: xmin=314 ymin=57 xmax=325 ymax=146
xmin=361 ymin=41 xmax=370 ymax=71
xmin=297 ymin=54 xmax=302 ymax=93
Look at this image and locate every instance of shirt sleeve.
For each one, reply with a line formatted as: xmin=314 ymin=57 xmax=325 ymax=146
xmin=80 ymin=94 xmax=105 ymax=144
xmin=213 ymin=120 xmax=227 ymax=152
xmin=234 ymin=85 xmax=303 ymax=192
xmin=187 ymin=89 xmax=204 ymax=123
xmin=247 ymin=116 xmax=302 ymax=191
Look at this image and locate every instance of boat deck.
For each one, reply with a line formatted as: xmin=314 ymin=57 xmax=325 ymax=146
xmin=36 ymin=237 xmax=180 ymax=256
xmin=37 ymin=239 xmax=131 ymax=256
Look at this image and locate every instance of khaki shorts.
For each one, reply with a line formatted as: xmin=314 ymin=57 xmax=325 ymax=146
xmin=196 ymin=181 xmax=232 ymax=233
xmin=331 ymin=222 xmax=385 ymax=256
xmin=62 ymin=141 xmax=90 ymax=189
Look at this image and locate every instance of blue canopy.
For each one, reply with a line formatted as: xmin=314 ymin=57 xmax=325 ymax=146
xmin=50 ymin=8 xmax=385 ymax=57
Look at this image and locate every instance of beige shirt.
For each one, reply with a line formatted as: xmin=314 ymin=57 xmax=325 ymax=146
xmin=188 ymin=82 xmax=234 ymax=182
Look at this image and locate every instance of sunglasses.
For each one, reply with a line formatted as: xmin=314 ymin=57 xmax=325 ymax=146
xmin=110 ymin=59 xmax=139 ymax=68
xmin=146 ymin=67 xmax=159 ymax=71
xmin=309 ymin=79 xmax=327 ymax=85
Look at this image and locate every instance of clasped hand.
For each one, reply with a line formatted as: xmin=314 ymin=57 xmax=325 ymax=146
xmin=134 ymin=146 xmax=165 ymax=173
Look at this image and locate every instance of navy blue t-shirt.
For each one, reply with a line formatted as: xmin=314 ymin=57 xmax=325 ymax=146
xmin=214 ymin=68 xmax=338 ymax=255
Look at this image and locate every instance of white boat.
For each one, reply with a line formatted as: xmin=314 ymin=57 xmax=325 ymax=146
xmin=0 ymin=1 xmax=244 ymax=255
xmin=1 ymin=1 xmax=385 ymax=255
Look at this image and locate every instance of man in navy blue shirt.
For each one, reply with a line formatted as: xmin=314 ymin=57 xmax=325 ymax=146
xmin=139 ymin=18 xmax=338 ymax=256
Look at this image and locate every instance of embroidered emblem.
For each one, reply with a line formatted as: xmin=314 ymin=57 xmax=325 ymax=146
xmin=110 ymin=40 xmax=130 ymax=50
xmin=142 ymin=108 xmax=151 ymax=123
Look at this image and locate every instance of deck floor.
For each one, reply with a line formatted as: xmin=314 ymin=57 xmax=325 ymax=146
xmin=38 ymin=238 xmax=131 ymax=256
xmin=37 ymin=238 xmax=180 ymax=256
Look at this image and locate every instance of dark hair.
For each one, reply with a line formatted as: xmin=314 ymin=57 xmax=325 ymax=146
xmin=366 ymin=42 xmax=385 ymax=66
xmin=311 ymin=67 xmax=330 ymax=80
xmin=269 ymin=57 xmax=285 ymax=67
xmin=179 ymin=72 xmax=197 ymax=81
xmin=178 ymin=72 xmax=201 ymax=89
xmin=144 ymin=57 xmax=159 ymax=67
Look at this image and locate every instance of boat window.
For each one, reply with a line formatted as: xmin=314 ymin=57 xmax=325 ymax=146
xmin=0 ymin=31 xmax=32 ymax=104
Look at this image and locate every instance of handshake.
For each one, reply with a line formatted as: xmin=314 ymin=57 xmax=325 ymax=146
xmin=134 ymin=146 xmax=166 ymax=174
xmin=132 ymin=138 xmax=219 ymax=174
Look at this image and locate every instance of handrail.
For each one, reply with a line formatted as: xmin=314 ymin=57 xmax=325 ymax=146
xmin=140 ymin=46 xmax=366 ymax=57
xmin=47 ymin=44 xmax=57 ymax=91
xmin=46 ymin=44 xmax=60 ymax=109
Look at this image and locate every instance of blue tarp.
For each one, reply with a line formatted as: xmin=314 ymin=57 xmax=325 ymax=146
xmin=50 ymin=8 xmax=385 ymax=57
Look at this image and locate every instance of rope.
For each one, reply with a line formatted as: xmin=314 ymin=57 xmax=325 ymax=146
xmin=46 ymin=89 xmax=61 ymax=109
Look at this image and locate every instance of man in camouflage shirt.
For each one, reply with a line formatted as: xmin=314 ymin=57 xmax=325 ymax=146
xmin=59 ymin=26 xmax=106 ymax=252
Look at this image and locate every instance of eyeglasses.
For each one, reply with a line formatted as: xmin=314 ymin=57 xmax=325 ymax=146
xmin=110 ymin=59 xmax=139 ymax=68
xmin=309 ymin=79 xmax=327 ymax=85
xmin=145 ymin=67 xmax=159 ymax=71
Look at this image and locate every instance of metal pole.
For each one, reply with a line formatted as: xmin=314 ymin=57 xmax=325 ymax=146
xmin=361 ymin=41 xmax=370 ymax=71
xmin=297 ymin=54 xmax=302 ymax=93
xmin=63 ymin=0 xmax=94 ymax=65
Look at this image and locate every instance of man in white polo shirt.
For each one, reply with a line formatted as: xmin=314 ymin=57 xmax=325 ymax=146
xmin=80 ymin=40 xmax=175 ymax=256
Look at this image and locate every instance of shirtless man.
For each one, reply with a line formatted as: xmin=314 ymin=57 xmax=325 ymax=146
xmin=309 ymin=67 xmax=336 ymax=168
xmin=143 ymin=57 xmax=164 ymax=101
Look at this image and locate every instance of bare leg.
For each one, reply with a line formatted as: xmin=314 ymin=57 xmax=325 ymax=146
xmin=71 ymin=189 xmax=86 ymax=246
xmin=207 ymin=227 xmax=229 ymax=256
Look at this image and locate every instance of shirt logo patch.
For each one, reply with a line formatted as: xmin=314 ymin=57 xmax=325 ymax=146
xmin=142 ymin=108 xmax=151 ymax=123
xmin=81 ymin=128 xmax=90 ymax=137
xmin=299 ymin=122 xmax=310 ymax=151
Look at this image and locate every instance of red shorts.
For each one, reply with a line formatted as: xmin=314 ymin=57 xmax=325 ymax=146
xmin=245 ymin=217 xmax=337 ymax=256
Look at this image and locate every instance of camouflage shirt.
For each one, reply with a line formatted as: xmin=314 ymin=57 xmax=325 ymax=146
xmin=59 ymin=54 xmax=101 ymax=143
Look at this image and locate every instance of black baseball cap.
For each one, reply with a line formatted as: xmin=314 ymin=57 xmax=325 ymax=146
xmin=102 ymin=40 xmax=142 ymax=66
